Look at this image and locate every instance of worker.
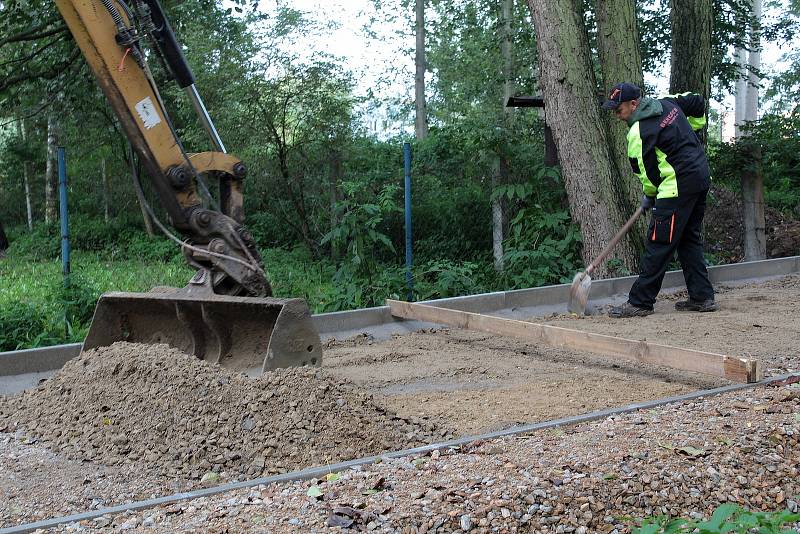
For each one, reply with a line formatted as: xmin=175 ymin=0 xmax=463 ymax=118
xmin=601 ymin=82 xmax=718 ymax=318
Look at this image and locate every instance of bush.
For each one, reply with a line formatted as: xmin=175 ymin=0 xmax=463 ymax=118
xmin=0 ymin=301 xmax=61 ymax=351
xmin=709 ymin=112 xmax=800 ymax=215
xmin=57 ymin=275 xmax=101 ymax=328
xmin=632 ymin=503 xmax=800 ymax=533
xmin=7 ymin=223 xmax=60 ymax=260
xmin=125 ymin=233 xmax=182 ymax=263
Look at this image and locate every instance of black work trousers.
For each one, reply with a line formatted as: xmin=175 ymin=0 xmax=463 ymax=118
xmin=628 ymin=189 xmax=714 ymax=310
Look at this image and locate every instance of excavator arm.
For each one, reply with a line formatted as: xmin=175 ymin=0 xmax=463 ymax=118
xmin=55 ymin=0 xmax=263 ymax=296
xmin=55 ymin=0 xmax=322 ymax=371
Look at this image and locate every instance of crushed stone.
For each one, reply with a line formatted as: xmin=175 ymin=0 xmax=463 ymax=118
xmin=0 ymin=342 xmax=446 ymax=483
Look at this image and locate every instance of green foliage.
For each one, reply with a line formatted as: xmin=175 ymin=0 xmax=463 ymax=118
xmin=0 ymin=249 xmax=193 ymax=350
xmin=414 ymin=259 xmax=488 ymax=301
xmin=495 ymin=166 xmax=583 ymax=288
xmin=323 ymin=181 xmax=401 ymax=277
xmin=632 ymin=503 xmax=800 ymax=533
xmin=709 ymin=112 xmax=800 ymax=213
xmin=0 ymin=300 xmax=61 ymax=352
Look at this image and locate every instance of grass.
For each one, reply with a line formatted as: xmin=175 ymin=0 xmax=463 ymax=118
xmin=0 ymin=245 xmax=349 ymax=351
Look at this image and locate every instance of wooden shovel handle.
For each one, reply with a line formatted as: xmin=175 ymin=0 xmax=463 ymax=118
xmin=586 ymin=207 xmax=644 ymax=274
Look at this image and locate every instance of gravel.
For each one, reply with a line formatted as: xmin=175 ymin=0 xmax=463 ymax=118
xmin=23 ymin=379 xmax=798 ymax=533
xmin=0 ymin=342 xmax=445 ymax=485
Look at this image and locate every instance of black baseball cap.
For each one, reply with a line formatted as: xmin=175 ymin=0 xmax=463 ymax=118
xmin=601 ymin=82 xmax=642 ymax=109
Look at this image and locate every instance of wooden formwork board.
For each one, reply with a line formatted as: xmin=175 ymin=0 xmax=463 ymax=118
xmin=386 ymin=300 xmax=762 ymax=383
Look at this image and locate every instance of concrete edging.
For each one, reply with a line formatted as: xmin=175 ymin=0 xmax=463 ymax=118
xmin=0 ymin=344 xmax=82 ymax=377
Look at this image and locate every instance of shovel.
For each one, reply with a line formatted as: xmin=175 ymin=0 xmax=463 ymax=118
xmin=568 ymin=207 xmax=644 ymax=315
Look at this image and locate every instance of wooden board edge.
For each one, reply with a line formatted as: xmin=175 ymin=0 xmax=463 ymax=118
xmin=386 ymin=299 xmax=762 ymax=384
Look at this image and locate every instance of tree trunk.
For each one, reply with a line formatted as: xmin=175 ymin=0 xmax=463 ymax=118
xmin=129 ymin=143 xmax=155 ymax=236
xmin=0 ymin=219 xmax=8 ymax=257
xmin=45 ymin=112 xmax=59 ymax=224
xmin=414 ymin=0 xmax=429 ymax=140
xmin=669 ymin=0 xmax=712 ymax=102
xmin=527 ymin=0 xmax=639 ymax=275
xmin=329 ymin=149 xmax=342 ymax=261
xmin=19 ymin=118 xmax=34 ymax=230
xmin=734 ymin=46 xmax=747 ymax=138
xmin=491 ymin=163 xmax=505 ymax=272
xmin=490 ymin=0 xmax=516 ymax=272
xmin=102 ymin=157 xmax=111 ymax=222
xmin=741 ymin=142 xmax=765 ymax=261
xmin=595 ymin=0 xmax=647 ymax=255
xmin=741 ymin=0 xmax=765 ymax=260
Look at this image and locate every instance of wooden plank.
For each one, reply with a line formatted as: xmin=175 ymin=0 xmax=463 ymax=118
xmin=386 ymin=300 xmax=762 ymax=383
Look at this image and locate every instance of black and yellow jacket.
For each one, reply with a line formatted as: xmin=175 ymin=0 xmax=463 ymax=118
xmin=626 ymin=93 xmax=711 ymax=199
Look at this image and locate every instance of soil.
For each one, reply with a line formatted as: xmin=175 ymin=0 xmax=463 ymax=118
xmin=0 ymin=276 xmax=798 ymax=530
xmin=322 ymin=330 xmax=721 ymax=437
xmin=541 ymin=274 xmax=800 ymax=376
xmin=705 ymin=185 xmax=800 ymax=262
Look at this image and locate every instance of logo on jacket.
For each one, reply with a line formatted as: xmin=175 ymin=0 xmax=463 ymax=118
xmin=660 ymin=108 xmax=679 ymax=128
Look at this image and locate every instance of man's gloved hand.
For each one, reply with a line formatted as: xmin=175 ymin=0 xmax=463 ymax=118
xmin=640 ymin=195 xmax=655 ymax=211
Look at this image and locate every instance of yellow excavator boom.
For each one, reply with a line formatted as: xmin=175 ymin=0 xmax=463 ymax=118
xmin=55 ymin=0 xmax=322 ymax=372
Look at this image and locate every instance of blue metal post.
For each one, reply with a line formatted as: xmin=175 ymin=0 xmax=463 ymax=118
xmin=403 ymin=142 xmax=413 ymax=301
xmin=58 ymin=147 xmax=70 ymax=287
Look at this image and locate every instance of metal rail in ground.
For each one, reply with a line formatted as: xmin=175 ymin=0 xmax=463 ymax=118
xmin=1 ymin=372 xmax=795 ymax=534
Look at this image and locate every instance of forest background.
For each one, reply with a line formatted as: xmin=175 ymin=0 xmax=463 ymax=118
xmin=1 ymin=0 xmax=799 ymax=351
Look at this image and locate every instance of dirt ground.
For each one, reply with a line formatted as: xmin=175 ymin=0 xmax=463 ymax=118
xmin=0 ymin=275 xmax=798 ymax=529
xmin=323 ymin=330 xmax=721 ymax=437
xmin=541 ymin=274 xmax=800 ymax=376
xmin=319 ymin=275 xmax=800 ymax=437
xmin=705 ymin=185 xmax=800 ymax=262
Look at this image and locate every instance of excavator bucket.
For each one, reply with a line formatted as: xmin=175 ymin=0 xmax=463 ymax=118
xmin=82 ymin=290 xmax=322 ymax=374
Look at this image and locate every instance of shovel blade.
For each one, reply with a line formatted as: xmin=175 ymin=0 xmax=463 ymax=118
xmin=567 ymin=271 xmax=592 ymax=315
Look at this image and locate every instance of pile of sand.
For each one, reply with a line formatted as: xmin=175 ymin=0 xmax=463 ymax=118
xmin=0 ymin=342 xmax=444 ymax=481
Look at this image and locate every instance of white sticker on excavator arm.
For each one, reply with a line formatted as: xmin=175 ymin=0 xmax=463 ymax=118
xmin=135 ymin=97 xmax=162 ymax=129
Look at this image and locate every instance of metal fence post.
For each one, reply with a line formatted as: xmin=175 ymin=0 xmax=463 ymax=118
xmin=58 ymin=147 xmax=70 ymax=335
xmin=58 ymin=147 xmax=70 ymax=284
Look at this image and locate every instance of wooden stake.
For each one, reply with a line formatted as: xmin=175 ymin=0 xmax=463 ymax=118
xmin=386 ymin=300 xmax=762 ymax=383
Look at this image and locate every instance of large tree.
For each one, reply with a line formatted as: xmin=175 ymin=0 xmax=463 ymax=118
xmin=669 ymin=0 xmax=713 ymax=99
xmin=527 ymin=0 xmax=639 ymax=274
xmin=738 ymin=0 xmax=766 ymax=260
xmin=596 ymin=0 xmax=648 ymax=254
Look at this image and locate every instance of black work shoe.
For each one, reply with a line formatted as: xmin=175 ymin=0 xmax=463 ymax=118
xmin=674 ymin=298 xmax=719 ymax=312
xmin=608 ymin=302 xmax=654 ymax=318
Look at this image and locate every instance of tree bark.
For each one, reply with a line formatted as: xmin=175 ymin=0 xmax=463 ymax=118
xmin=734 ymin=46 xmax=747 ymax=138
xmin=741 ymin=141 xmax=765 ymax=261
xmin=741 ymin=0 xmax=765 ymax=260
xmin=669 ymin=0 xmax=712 ymax=102
xmin=490 ymin=0 xmax=516 ymax=272
xmin=595 ymin=0 xmax=647 ymax=254
xmin=527 ymin=0 xmax=639 ymax=275
xmin=45 ymin=112 xmax=59 ymax=224
xmin=491 ymin=163 xmax=505 ymax=272
xmin=414 ymin=0 xmax=429 ymax=140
